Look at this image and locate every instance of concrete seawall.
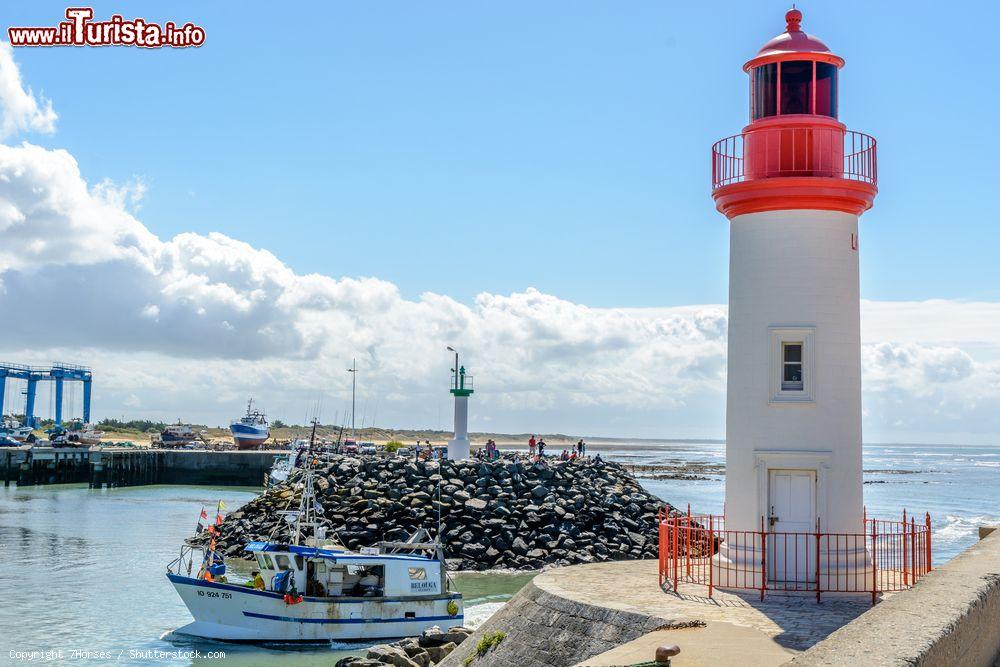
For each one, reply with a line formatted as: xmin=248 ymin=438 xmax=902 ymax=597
xmin=451 ymin=531 xmax=1000 ymax=667
xmin=787 ymin=528 xmax=1000 ymax=666
xmin=3 ymin=447 xmax=281 ymax=487
xmin=439 ymin=576 xmax=668 ymax=667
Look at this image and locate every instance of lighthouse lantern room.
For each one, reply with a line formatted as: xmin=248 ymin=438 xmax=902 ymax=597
xmin=711 ymin=8 xmax=877 ymax=588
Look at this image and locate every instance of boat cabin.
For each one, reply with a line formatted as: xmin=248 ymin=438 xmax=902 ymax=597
xmin=244 ymin=542 xmax=444 ymax=599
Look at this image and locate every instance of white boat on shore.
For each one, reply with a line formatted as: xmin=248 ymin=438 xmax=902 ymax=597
xmin=1 ymin=417 xmax=33 ymax=442
xmin=167 ymin=427 xmax=463 ymax=642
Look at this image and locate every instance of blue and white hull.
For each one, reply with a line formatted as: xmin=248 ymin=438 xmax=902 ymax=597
xmin=230 ymin=422 xmax=269 ymax=450
xmin=168 ymin=574 xmax=463 ymax=642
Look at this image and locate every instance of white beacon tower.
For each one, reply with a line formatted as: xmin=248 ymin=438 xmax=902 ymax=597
xmin=447 ymin=364 xmax=474 ymax=460
xmin=711 ymin=8 xmax=877 ymax=585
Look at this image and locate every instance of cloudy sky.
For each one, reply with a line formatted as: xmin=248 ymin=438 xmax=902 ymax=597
xmin=0 ymin=3 xmax=998 ymax=444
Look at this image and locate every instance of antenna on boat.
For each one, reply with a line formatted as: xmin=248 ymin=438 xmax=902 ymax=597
xmin=308 ymin=417 xmax=318 ymax=455
xmin=292 ymin=418 xmax=321 ymax=547
xmin=436 ymin=478 xmax=443 ymax=543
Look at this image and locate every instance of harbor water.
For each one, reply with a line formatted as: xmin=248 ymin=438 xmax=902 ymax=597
xmin=1 ymin=441 xmax=997 ymax=664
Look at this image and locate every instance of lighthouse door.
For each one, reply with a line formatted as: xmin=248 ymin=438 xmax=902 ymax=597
xmin=767 ymin=469 xmax=816 ymax=584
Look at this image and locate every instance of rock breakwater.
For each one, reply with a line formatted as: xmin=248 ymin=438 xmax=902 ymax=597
xmin=208 ymin=455 xmax=674 ymax=570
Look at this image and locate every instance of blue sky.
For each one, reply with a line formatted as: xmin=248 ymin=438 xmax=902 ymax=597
xmin=1 ymin=1 xmax=999 ymax=442
xmin=8 ymin=0 xmax=998 ymax=306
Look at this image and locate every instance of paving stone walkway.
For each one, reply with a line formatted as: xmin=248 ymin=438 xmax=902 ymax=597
xmin=538 ymin=559 xmax=878 ymax=652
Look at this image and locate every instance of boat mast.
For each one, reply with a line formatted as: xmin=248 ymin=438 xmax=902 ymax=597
xmin=293 ymin=418 xmax=321 ymax=546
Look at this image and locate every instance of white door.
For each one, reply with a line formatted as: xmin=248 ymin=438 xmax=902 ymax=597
xmin=767 ymin=469 xmax=816 ymax=584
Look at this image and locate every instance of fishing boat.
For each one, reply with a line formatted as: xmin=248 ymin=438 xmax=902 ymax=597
xmin=48 ymin=420 xmax=103 ymax=446
xmin=166 ymin=423 xmax=462 ymax=642
xmin=230 ymin=399 xmax=270 ymax=450
xmin=155 ymin=421 xmax=202 ymax=448
xmin=0 ymin=417 xmax=33 ymax=442
xmin=266 ymin=450 xmax=297 ymax=487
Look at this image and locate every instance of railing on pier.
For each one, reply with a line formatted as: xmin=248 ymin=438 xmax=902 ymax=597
xmin=657 ymin=506 xmax=931 ymax=605
xmin=712 ymin=127 xmax=877 ymax=190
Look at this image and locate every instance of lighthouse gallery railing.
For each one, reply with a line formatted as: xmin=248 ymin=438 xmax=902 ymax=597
xmin=657 ymin=507 xmax=930 ymax=605
xmin=712 ymin=127 xmax=877 ymax=190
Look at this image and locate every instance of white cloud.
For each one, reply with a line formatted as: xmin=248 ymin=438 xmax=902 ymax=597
xmin=0 ymin=138 xmax=999 ymax=441
xmin=0 ymin=42 xmax=56 ymax=139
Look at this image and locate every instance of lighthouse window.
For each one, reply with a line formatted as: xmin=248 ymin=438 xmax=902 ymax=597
xmin=815 ymin=62 xmax=838 ymax=118
xmin=752 ymin=63 xmax=777 ymax=119
xmin=779 ymin=60 xmax=813 ymax=115
xmin=782 ymin=343 xmax=804 ymax=390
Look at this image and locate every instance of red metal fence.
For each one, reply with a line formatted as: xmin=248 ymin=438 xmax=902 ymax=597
xmin=658 ymin=507 xmax=931 ymax=604
xmin=712 ymin=127 xmax=877 ymax=190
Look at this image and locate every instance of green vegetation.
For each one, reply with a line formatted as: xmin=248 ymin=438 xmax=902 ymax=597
xmin=97 ymin=418 xmax=168 ymax=433
xmin=385 ymin=440 xmax=406 ymax=452
xmin=271 ymin=419 xmax=287 ymax=429
xmin=464 ymin=631 xmax=507 ymax=664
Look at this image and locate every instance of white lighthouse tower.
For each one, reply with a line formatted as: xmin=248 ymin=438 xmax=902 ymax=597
xmin=446 ymin=348 xmax=474 ymax=460
xmin=711 ymin=8 xmax=877 ymax=585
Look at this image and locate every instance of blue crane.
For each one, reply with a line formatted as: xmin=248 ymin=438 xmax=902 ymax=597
xmin=0 ymin=361 xmax=93 ymax=427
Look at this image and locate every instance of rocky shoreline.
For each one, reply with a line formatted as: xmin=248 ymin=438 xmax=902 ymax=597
xmin=335 ymin=626 xmax=474 ymax=667
xmin=206 ymin=455 xmax=674 ymax=570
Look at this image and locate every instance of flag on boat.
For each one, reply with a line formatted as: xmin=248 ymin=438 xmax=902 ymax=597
xmin=215 ymin=499 xmax=226 ymax=525
xmin=195 ymin=506 xmax=207 ymax=534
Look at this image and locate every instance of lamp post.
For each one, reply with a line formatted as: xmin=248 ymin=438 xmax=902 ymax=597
xmin=447 ymin=346 xmax=459 ymax=390
xmin=347 ymin=359 xmax=357 ymax=442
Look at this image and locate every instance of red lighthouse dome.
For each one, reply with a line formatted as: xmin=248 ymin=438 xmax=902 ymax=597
xmin=711 ymin=8 xmax=877 ymax=218
xmin=746 ymin=8 xmax=842 ymax=68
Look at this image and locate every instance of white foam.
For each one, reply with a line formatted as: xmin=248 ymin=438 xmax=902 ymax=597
xmin=935 ymin=514 xmax=1000 ymax=544
xmin=463 ymin=601 xmax=506 ymax=628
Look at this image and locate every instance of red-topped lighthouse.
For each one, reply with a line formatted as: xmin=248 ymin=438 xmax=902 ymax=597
xmin=713 ymin=7 xmax=877 ymax=218
xmin=712 ymin=8 xmax=877 ymax=586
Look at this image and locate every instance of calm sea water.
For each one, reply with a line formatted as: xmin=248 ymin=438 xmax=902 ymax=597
xmin=1 ymin=442 xmax=996 ymax=664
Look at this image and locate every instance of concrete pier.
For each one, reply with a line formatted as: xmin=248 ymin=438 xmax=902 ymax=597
xmin=440 ymin=560 xmax=872 ymax=667
xmin=1 ymin=447 xmax=283 ymax=488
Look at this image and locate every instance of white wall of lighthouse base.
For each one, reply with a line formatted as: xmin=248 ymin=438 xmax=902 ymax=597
xmin=447 ymin=437 xmax=470 ymax=460
xmin=724 ymin=209 xmax=865 ymax=537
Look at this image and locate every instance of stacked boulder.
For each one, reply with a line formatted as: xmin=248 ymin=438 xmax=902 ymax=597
xmin=209 ymin=455 xmax=675 ymax=570
xmin=334 ymin=626 xmax=473 ymax=667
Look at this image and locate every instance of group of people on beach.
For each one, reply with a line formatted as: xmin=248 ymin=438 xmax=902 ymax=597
xmin=525 ymin=435 xmax=590 ymax=463
xmin=476 ymin=439 xmax=500 ymax=461
xmin=558 ymin=438 xmax=587 ymax=462
xmin=413 ymin=440 xmax=441 ymax=461
xmin=410 ymin=435 xmax=596 ymax=464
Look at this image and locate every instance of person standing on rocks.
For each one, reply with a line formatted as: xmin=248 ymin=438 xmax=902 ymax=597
xmin=528 ymin=435 xmax=536 ymax=458
xmin=537 ymin=438 xmax=546 ymax=458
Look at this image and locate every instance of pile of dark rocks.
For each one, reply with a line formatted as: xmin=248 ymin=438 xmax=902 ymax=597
xmin=334 ymin=626 xmax=473 ymax=667
xmin=207 ymin=454 xmax=676 ymax=570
